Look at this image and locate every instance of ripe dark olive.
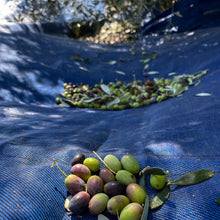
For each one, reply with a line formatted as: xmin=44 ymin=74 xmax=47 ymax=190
xmin=87 ymin=175 xmax=104 ymax=197
xmin=104 ymin=181 xmax=126 ymax=197
xmin=64 ymin=174 xmax=85 ymax=195
xmin=99 ymin=168 xmax=115 ymax=183
xmin=70 ymin=163 xmax=91 ymax=181
xmin=71 ymin=153 xmax=85 ymax=166
xmin=68 ymin=191 xmax=90 ymax=215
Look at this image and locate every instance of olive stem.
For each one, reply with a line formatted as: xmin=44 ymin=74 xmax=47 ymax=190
xmin=116 ymin=209 xmax=120 ymax=220
xmin=93 ymin=151 xmax=116 ymax=174
xmin=51 ymin=158 xmax=68 ymax=178
xmin=133 ymin=74 xmax=136 ymax=82
xmin=167 ymin=170 xmax=171 ymax=185
xmin=139 ymin=166 xmax=150 ymax=176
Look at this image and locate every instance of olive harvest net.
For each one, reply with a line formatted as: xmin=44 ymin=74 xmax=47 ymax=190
xmin=0 ymin=0 xmax=219 ymax=219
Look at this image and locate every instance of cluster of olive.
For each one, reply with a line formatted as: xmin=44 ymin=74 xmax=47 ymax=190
xmin=56 ymin=69 xmax=207 ymax=111
xmin=52 ymin=153 xmax=167 ymax=220
xmin=55 ymin=78 xmax=175 ymax=110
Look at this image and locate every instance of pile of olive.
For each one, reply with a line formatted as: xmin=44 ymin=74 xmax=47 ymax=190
xmin=52 ymin=153 xmax=167 ymax=220
xmin=55 ymin=69 xmax=208 ymax=110
xmin=56 ymin=79 xmax=161 ymax=110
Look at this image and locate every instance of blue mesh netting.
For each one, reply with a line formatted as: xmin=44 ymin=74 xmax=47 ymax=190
xmin=0 ymin=0 xmax=220 ymax=219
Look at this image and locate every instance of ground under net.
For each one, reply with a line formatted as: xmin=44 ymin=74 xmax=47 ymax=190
xmin=0 ymin=0 xmax=219 ymax=219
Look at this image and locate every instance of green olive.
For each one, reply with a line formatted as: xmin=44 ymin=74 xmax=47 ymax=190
xmin=83 ymin=157 xmax=100 ymax=172
xmin=55 ymin=97 xmax=61 ymax=104
xmin=150 ymin=174 xmax=166 ymax=190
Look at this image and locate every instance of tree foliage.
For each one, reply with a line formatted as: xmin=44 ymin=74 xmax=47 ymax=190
xmin=12 ymin=0 xmax=178 ymax=43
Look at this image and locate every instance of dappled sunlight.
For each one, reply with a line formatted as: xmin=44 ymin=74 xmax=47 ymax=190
xmin=25 ymin=71 xmax=64 ymax=97
xmin=0 ymin=43 xmax=31 ymax=64
xmin=0 ymin=88 xmax=21 ymax=102
xmin=145 ymin=141 xmax=184 ymax=155
xmin=0 ymin=0 xmax=19 ymax=23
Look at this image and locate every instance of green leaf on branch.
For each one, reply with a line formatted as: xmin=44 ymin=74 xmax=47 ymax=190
xmin=139 ymin=173 xmax=149 ymax=219
xmin=150 ymin=184 xmax=170 ymax=209
xmin=138 ymin=173 xmax=148 ymax=195
xmin=141 ymin=195 xmax=150 ymax=220
xmin=170 ymin=169 xmax=215 ymax=186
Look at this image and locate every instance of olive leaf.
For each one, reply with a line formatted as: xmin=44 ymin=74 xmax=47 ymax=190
xmin=71 ymin=55 xmax=83 ymax=61
xmin=83 ymin=97 xmax=100 ymax=103
xmin=138 ymin=174 xmax=149 ymax=220
xmin=10 ymin=115 xmax=20 ymax=118
xmin=100 ymin=84 xmax=111 ymax=95
xmin=194 ymin=80 xmax=201 ymax=86
xmin=140 ymin=58 xmax=151 ymax=63
xmin=191 ymin=69 xmax=208 ymax=81
xmin=119 ymin=94 xmax=130 ymax=104
xmin=115 ymin=70 xmax=126 ymax=75
xmin=170 ymin=169 xmax=215 ymax=186
xmin=216 ymin=198 xmax=220 ymax=204
xmin=140 ymin=53 xmax=159 ymax=63
xmin=98 ymin=214 xmax=110 ymax=220
xmin=64 ymin=195 xmax=73 ymax=212
xmin=141 ymin=195 xmax=150 ymax=220
xmin=168 ymin=72 xmax=177 ymax=76
xmin=143 ymin=64 xmax=149 ymax=70
xmin=195 ymin=93 xmax=212 ymax=97
xmin=79 ymin=66 xmax=89 ymax=72
xmin=139 ymin=166 xmax=166 ymax=176
xmin=106 ymin=97 xmax=120 ymax=108
xmin=59 ymin=95 xmax=74 ymax=107
xmin=173 ymin=11 xmax=183 ymax=17
xmin=71 ymin=54 xmax=90 ymax=63
xmin=150 ymin=184 xmax=170 ymax=209
xmin=203 ymin=9 xmax=220 ymax=15
xmin=103 ymin=60 xmax=117 ymax=65
xmin=148 ymin=71 xmax=159 ymax=75
xmin=138 ymin=174 xmax=148 ymax=194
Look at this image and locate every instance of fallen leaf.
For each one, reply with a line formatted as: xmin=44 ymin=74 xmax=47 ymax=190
xmin=104 ymin=60 xmax=117 ymax=65
xmin=79 ymin=66 xmax=89 ymax=72
xmin=148 ymin=71 xmax=159 ymax=75
xmin=115 ymin=70 xmax=126 ymax=75
xmin=195 ymin=93 xmax=212 ymax=96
